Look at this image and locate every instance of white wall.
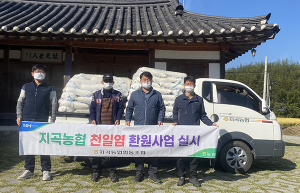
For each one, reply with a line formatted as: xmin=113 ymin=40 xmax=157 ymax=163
xmin=209 ymin=63 xmax=220 ymax=79
xmin=155 ymin=50 xmax=220 ymax=60
xmin=155 ymin=62 xmax=166 ymax=70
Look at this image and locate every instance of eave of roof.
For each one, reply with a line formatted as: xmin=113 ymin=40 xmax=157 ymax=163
xmin=0 ymin=0 xmax=280 ymax=63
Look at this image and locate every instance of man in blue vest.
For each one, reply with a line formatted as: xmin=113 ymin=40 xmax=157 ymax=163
xmin=125 ymin=71 xmax=166 ymax=183
xmin=16 ymin=64 xmax=57 ymax=181
xmin=173 ymin=76 xmax=218 ymax=187
xmin=89 ymin=73 xmax=124 ymax=182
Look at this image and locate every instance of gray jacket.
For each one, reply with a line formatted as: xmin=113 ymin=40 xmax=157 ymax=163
xmin=125 ymin=87 xmax=165 ymax=125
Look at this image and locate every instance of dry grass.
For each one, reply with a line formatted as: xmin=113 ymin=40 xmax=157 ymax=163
xmin=277 ymin=118 xmax=300 ymax=127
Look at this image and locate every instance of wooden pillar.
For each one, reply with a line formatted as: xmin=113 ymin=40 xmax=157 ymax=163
xmin=73 ymin=47 xmax=80 ymax=75
xmin=220 ymin=42 xmax=229 ymax=79
xmin=220 ymin=51 xmax=225 ymax=79
xmin=149 ymin=48 xmax=155 ymax=68
xmin=0 ymin=46 xmax=9 ymax=112
xmin=64 ymin=45 xmax=72 ymax=86
xmin=5 ymin=46 xmax=11 ymax=112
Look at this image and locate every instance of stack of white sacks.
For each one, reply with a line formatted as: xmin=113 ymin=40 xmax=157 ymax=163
xmin=58 ymin=68 xmax=187 ymax=118
xmin=58 ymin=73 xmax=131 ymax=114
xmin=128 ymin=67 xmax=187 ymax=118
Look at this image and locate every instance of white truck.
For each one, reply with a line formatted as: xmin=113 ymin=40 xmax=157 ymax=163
xmin=56 ymin=78 xmax=285 ymax=174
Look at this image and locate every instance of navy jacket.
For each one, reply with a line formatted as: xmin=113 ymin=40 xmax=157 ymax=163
xmin=18 ymin=81 xmax=56 ymax=122
xmin=90 ymin=89 xmax=124 ymax=124
xmin=125 ymin=87 xmax=166 ymax=125
xmin=173 ymin=93 xmax=213 ymax=126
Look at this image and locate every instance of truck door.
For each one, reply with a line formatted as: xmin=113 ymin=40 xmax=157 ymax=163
xmin=212 ymin=82 xmax=274 ymax=155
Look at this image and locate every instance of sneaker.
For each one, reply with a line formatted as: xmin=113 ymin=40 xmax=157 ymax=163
xmin=133 ymin=173 xmax=144 ymax=182
xmin=91 ymin=173 xmax=101 ymax=182
xmin=42 ymin=171 xmax=51 ymax=181
xmin=189 ymin=177 xmax=201 ymax=187
xmin=109 ymin=172 xmax=118 ymax=183
xmin=149 ymin=175 xmax=162 ymax=184
xmin=17 ymin=170 xmax=34 ymax=180
xmin=177 ymin=177 xmax=185 ymax=186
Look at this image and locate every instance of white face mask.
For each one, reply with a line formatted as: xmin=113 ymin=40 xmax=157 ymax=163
xmin=185 ymin=86 xmax=195 ymax=93
xmin=34 ymin=72 xmax=45 ymax=80
xmin=103 ymin=82 xmax=113 ymax=90
xmin=142 ymin=82 xmax=152 ymax=89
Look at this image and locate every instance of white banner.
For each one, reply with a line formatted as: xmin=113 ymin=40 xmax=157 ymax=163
xmin=19 ymin=122 xmax=218 ymax=158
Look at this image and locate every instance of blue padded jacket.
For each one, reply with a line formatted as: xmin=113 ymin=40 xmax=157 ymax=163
xmin=125 ymin=87 xmax=166 ymax=125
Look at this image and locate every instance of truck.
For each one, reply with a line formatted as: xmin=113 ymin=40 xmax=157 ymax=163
xmin=56 ymin=77 xmax=285 ymax=174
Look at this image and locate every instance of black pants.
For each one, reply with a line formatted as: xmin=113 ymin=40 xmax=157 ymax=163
xmin=135 ymin=157 xmax=158 ymax=176
xmin=177 ymin=157 xmax=198 ymax=178
xmin=25 ymin=155 xmax=51 ymax=172
xmin=92 ymin=157 xmax=118 ymax=174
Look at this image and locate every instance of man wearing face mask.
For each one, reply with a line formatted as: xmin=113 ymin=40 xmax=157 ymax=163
xmin=16 ymin=64 xmax=57 ymax=181
xmin=89 ymin=73 xmax=124 ymax=182
xmin=172 ymin=76 xmax=218 ymax=187
xmin=125 ymin=71 xmax=166 ymax=183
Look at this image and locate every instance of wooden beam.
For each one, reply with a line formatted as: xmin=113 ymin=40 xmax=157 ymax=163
xmin=220 ymin=42 xmax=229 ymax=52
xmin=0 ymin=38 xmax=66 ymax=47
xmin=0 ymin=38 xmax=223 ymax=51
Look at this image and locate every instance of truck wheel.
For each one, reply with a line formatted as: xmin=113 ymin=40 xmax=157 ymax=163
xmin=219 ymin=141 xmax=253 ymax=174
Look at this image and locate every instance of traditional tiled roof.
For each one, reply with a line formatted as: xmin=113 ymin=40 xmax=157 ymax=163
xmin=0 ymin=0 xmax=280 ymax=63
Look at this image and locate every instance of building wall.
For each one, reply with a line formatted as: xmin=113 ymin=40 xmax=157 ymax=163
xmin=0 ymin=47 xmax=149 ymax=113
xmin=155 ymin=50 xmax=221 ymax=79
xmin=0 ymin=45 xmax=225 ymax=113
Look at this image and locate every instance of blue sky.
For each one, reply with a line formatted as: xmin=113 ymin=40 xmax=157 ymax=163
xmin=179 ymin=0 xmax=300 ymax=69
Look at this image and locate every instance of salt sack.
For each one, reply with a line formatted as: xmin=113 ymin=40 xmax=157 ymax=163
xmin=60 ymin=92 xmax=77 ymax=101
xmin=80 ymin=84 xmax=103 ymax=91
xmin=59 ymin=73 xmax=132 ymax=114
xmin=58 ymin=106 xmax=74 ymax=113
xmin=76 ymin=97 xmax=93 ymax=104
xmin=128 ymin=67 xmax=187 ymax=118
xmin=74 ymin=109 xmax=90 ymax=114
xmin=59 ymin=99 xmax=89 ymax=109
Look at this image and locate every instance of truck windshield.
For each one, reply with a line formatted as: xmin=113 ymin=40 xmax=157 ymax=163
xmin=216 ymin=83 xmax=260 ymax=112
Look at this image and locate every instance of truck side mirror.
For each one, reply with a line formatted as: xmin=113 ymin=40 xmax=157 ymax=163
xmin=277 ymin=106 xmax=285 ymax=112
xmin=261 ymin=100 xmax=268 ymax=114
xmin=270 ymin=106 xmax=285 ymax=112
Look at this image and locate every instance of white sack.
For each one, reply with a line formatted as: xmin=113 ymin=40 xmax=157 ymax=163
xmin=59 ymin=99 xmax=89 ymax=109
xmin=76 ymin=97 xmax=93 ymax=104
xmin=58 ymin=106 xmax=74 ymax=113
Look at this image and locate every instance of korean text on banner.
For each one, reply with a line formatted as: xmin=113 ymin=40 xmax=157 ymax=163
xmin=19 ymin=122 xmax=218 ymax=158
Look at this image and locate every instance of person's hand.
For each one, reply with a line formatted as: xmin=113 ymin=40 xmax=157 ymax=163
xmin=125 ymin=121 xmax=130 ymax=126
xmin=16 ymin=117 xmax=22 ymax=126
xmin=172 ymin=122 xmax=178 ymax=126
xmin=114 ymin=120 xmax=120 ymax=125
xmin=158 ymin=121 xmax=163 ymax=126
xmin=91 ymin=120 xmax=97 ymax=125
xmin=212 ymin=123 xmax=219 ymax=127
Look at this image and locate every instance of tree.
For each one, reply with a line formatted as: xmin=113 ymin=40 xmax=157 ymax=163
xmin=226 ymin=59 xmax=300 ymax=118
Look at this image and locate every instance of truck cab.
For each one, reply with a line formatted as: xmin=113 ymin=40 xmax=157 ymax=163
xmin=196 ymin=78 xmax=285 ymax=173
xmin=55 ymin=78 xmax=285 ymax=174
